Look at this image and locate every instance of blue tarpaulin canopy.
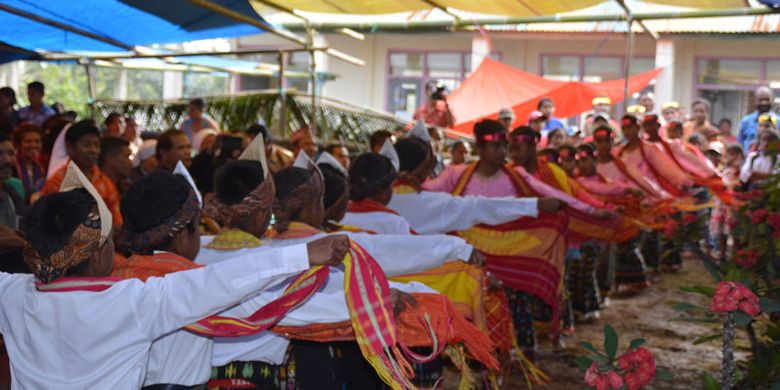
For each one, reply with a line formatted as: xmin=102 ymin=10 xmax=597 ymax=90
xmin=0 ymin=0 xmax=268 ymax=53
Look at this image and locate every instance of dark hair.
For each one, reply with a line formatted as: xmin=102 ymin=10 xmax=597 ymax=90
xmin=348 ymin=153 xmax=396 ymax=201
xmin=509 ymin=125 xmax=541 ymax=141
xmin=558 ymin=144 xmax=577 ymax=158
xmin=621 ymin=114 xmax=639 ymax=127
xmin=369 ymin=130 xmax=393 ymax=151
xmin=319 ymin=163 xmax=347 ymax=210
xmin=23 ymin=188 xmax=94 ymax=258
xmin=104 ymin=112 xmax=122 ymax=126
xmin=274 ymin=167 xmax=313 ymax=202
xmin=0 ymin=247 xmax=30 ymax=274
xmin=0 ymin=132 xmax=10 ymax=144
xmin=99 ymin=137 xmax=129 ymax=168
xmin=13 ymin=123 xmax=42 ymax=146
xmin=538 ymin=148 xmax=559 ymax=163
xmin=692 ymin=99 xmax=711 ymax=112
xmin=474 ymin=119 xmax=507 ymax=144
xmin=245 ymin=124 xmax=268 ymax=142
xmin=157 ymin=128 xmax=186 ymax=156
xmin=395 ymin=137 xmax=428 ymax=173
xmin=42 ymin=115 xmax=73 ymax=156
xmin=325 ymin=143 xmax=346 ymax=155
xmin=65 ymin=120 xmax=100 ymax=145
xmin=122 ymin=171 xmax=193 ymax=233
xmin=726 ymin=143 xmax=744 ymax=156
xmin=718 ymin=118 xmax=732 ymax=127
xmin=27 ymin=81 xmax=44 ymax=94
xmin=577 ymin=143 xmax=596 ymax=158
xmin=214 ymin=160 xmax=265 ymax=205
xmin=537 ymin=97 xmax=553 ymax=110
xmin=547 ymin=128 xmax=563 ymax=140
xmin=0 ymin=87 xmax=16 ymax=105
xmin=189 ymin=98 xmax=206 ymax=111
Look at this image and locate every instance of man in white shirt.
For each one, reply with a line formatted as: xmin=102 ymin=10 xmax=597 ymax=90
xmin=0 ymin=162 xmax=347 ymax=390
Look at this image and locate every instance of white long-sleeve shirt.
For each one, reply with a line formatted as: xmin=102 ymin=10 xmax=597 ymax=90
xmin=198 ymin=232 xmax=472 ymax=277
xmin=340 ymin=211 xmax=412 ymax=235
xmin=0 ymin=245 xmax=310 ymax=390
xmin=387 ymin=191 xmax=538 ymax=234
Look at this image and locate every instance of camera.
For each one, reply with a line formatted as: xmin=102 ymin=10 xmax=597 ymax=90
xmin=430 ymin=82 xmax=447 ymax=101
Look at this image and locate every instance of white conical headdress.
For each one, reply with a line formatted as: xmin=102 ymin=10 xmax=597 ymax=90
xmin=316 ymin=151 xmax=348 ymax=177
xmin=378 ymin=138 xmax=400 ymax=172
xmin=239 ymin=134 xmax=269 ymax=177
xmin=293 ymin=150 xmax=323 ymax=179
xmin=47 ymin=123 xmax=72 ymax=179
xmin=174 ymin=161 xmax=203 ymax=207
xmin=408 ymin=120 xmax=431 ymax=143
xmin=59 ymin=161 xmax=112 ymax=244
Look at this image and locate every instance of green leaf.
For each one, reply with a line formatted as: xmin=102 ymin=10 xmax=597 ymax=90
xmin=579 ymin=341 xmax=600 ymax=355
xmin=628 ymin=338 xmax=645 ymax=350
xmin=760 ymin=297 xmax=780 ymax=313
xmin=702 ymin=372 xmax=719 ymax=390
xmin=604 ymin=324 xmax=618 ymax=360
xmin=699 ymin=255 xmax=723 ymax=282
xmin=733 ymin=311 xmax=753 ymax=327
xmin=693 ymin=333 xmax=723 ymax=345
xmin=680 ymin=285 xmax=716 ymax=297
xmin=656 ymin=367 xmax=674 ymax=381
xmin=671 ymin=316 xmax=720 ymax=324
xmin=575 ymin=356 xmax=593 ymax=370
xmin=672 ymin=302 xmax=702 ymax=312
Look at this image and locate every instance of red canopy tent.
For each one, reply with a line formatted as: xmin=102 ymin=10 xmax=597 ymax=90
xmin=446 ymin=58 xmax=663 ymax=137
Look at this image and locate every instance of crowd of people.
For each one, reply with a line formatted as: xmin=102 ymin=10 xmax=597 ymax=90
xmin=0 ymin=77 xmax=776 ymax=390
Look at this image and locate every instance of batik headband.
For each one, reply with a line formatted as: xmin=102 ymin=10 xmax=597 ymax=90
xmin=120 ymin=189 xmax=200 ymax=255
xmin=23 ymin=205 xmax=102 ymax=283
xmin=621 ymin=117 xmax=637 ymax=127
xmin=477 ymin=133 xmax=508 ymax=143
xmin=510 ymin=134 xmax=538 ymax=144
xmin=24 ymin=162 xmax=112 ymax=283
xmin=203 ymin=176 xmax=275 ymax=229
xmin=273 ymin=170 xmax=324 ymax=233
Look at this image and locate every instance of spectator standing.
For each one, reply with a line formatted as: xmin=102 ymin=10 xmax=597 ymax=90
xmin=13 ymin=124 xmax=45 ymax=199
xmin=0 ymin=87 xmax=19 ymax=129
xmin=18 ymin=82 xmax=55 ymax=127
xmin=739 ymin=86 xmax=777 ymax=152
xmin=179 ymin=98 xmax=220 ymax=140
xmin=413 ymin=81 xmax=455 ymax=128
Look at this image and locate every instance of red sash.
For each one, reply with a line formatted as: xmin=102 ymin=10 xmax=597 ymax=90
xmin=618 ymin=142 xmax=684 ymax=197
xmin=605 ymin=157 xmax=660 ymax=197
xmin=526 ymin=162 xmax=635 ymax=244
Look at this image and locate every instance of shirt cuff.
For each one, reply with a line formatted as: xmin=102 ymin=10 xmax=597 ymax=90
xmin=276 ymin=244 xmax=311 ymax=273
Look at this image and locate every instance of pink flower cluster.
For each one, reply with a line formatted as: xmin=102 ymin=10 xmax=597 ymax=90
xmin=735 ymin=249 xmax=759 ymax=269
xmin=585 ymin=363 xmax=624 ymax=390
xmin=584 ymin=348 xmax=657 ymax=390
xmin=711 ymin=281 xmax=761 ymax=316
xmin=767 ymin=212 xmax=780 ymax=236
xmin=749 ymin=209 xmax=769 ymax=225
xmin=618 ymin=348 xmax=657 ymax=390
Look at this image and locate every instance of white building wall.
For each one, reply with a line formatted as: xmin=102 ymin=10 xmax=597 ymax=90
xmin=236 ymin=31 xmax=780 ymax=121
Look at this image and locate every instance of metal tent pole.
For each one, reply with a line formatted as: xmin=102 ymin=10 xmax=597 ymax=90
xmin=278 ymin=51 xmax=287 ymax=135
xmin=623 ymin=18 xmax=635 ymax=106
xmin=84 ymin=62 xmax=97 ymax=120
xmin=307 ymin=27 xmax=318 ymax=134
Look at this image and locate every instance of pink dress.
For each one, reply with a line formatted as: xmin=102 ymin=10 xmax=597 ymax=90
xmin=619 ymin=143 xmax=693 ymax=190
xmin=665 ymin=139 xmax=718 ymax=178
xmin=576 ymin=175 xmax=630 ymax=197
xmin=424 ymin=164 xmax=518 ymax=197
